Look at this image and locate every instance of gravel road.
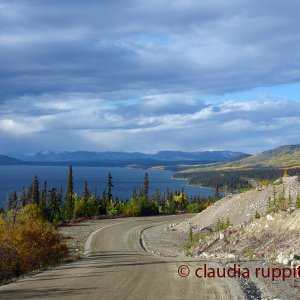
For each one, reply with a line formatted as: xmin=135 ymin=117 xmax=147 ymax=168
xmin=0 ymin=215 xmax=244 ymax=300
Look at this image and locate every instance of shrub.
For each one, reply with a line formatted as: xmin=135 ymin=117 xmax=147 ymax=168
xmin=214 ymin=217 xmax=231 ymax=232
xmin=122 ymin=200 xmax=142 ymax=217
xmin=106 ymin=200 xmax=118 ymax=217
xmin=173 ymin=193 xmax=188 ymax=210
xmin=164 ymin=199 xmax=176 ymax=214
xmin=0 ymin=204 xmax=67 ymax=283
xmin=139 ymin=198 xmax=159 ymax=216
xmin=187 ymin=202 xmax=203 ymax=213
xmin=254 ymin=210 xmax=261 ymax=219
xmin=122 ymin=198 xmax=159 ymax=217
xmin=296 ymin=194 xmax=300 ymax=209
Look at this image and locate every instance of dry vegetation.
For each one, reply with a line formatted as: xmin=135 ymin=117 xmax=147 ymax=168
xmin=0 ymin=204 xmax=68 ymax=283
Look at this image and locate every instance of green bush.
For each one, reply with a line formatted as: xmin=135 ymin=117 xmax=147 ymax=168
xmin=122 ymin=198 xmax=159 ymax=217
xmin=123 ymin=200 xmax=142 ymax=217
xmin=187 ymin=202 xmax=203 ymax=213
xmin=214 ymin=217 xmax=231 ymax=232
xmin=106 ymin=200 xmax=118 ymax=217
xmin=163 ymin=199 xmax=176 ymax=214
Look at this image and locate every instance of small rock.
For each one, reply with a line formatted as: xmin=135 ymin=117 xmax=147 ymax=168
xmin=219 ymin=233 xmax=225 ymax=240
xmin=266 ymin=214 xmax=274 ymax=221
xmin=276 ymin=252 xmax=285 ymax=264
xmin=282 ymin=258 xmax=290 ymax=265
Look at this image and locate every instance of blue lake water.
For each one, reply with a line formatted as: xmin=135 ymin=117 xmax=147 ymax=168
xmin=0 ymin=165 xmax=216 ymax=208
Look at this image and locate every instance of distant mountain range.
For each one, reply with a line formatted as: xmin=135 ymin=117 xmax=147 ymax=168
xmin=0 ymin=155 xmax=23 ymax=165
xmin=0 ymin=150 xmax=249 ymax=166
xmin=1 ymin=145 xmax=300 ymax=170
xmin=24 ymin=150 xmax=249 ymax=163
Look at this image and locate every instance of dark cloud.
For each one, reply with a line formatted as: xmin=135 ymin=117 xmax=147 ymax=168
xmin=1 ymin=0 xmax=300 ymax=101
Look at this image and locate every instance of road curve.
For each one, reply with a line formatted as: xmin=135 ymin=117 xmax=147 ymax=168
xmin=0 ymin=215 xmax=242 ymax=300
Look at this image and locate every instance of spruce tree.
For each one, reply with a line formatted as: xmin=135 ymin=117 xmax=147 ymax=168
xmin=6 ymin=190 xmax=17 ymax=211
xmin=27 ymin=184 xmax=33 ymax=204
xmin=107 ymin=172 xmax=113 ymax=202
xmin=57 ymin=186 xmax=63 ymax=214
xmin=152 ymin=188 xmax=160 ymax=204
xmin=40 ymin=181 xmax=47 ymax=212
xmin=32 ymin=175 xmax=40 ymax=205
xmin=82 ymin=181 xmax=90 ymax=216
xmin=65 ymin=165 xmax=74 ymax=219
xmin=143 ymin=172 xmax=149 ymax=198
xmin=19 ymin=187 xmax=27 ymax=207
xmin=49 ymin=187 xmax=57 ymax=222
xmin=132 ymin=186 xmax=137 ymax=200
xmin=83 ymin=181 xmax=90 ymax=203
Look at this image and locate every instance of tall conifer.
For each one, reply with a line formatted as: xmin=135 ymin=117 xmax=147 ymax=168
xmin=107 ymin=172 xmax=113 ymax=202
xmin=143 ymin=172 xmax=149 ymax=198
xmin=65 ymin=165 xmax=74 ymax=219
xmin=32 ymin=175 xmax=40 ymax=205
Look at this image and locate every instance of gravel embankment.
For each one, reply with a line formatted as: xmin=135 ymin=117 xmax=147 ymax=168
xmin=176 ymin=176 xmax=300 ymax=233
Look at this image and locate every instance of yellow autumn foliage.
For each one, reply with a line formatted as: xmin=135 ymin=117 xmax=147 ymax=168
xmin=173 ymin=192 xmax=188 ymax=207
xmin=0 ymin=204 xmax=67 ymax=282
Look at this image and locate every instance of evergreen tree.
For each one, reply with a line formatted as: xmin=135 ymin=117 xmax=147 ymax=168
xmin=82 ymin=181 xmax=90 ymax=216
xmin=40 ymin=181 xmax=47 ymax=212
xmin=6 ymin=190 xmax=17 ymax=211
xmin=65 ymin=165 xmax=74 ymax=219
xmin=49 ymin=187 xmax=57 ymax=222
xmin=143 ymin=172 xmax=149 ymax=198
xmin=138 ymin=187 xmax=143 ymax=198
xmin=32 ymin=176 xmax=40 ymax=205
xmin=152 ymin=188 xmax=160 ymax=204
xmin=107 ymin=172 xmax=113 ymax=202
xmin=27 ymin=184 xmax=33 ymax=204
xmin=83 ymin=181 xmax=90 ymax=203
xmin=57 ymin=186 xmax=63 ymax=212
xmin=19 ymin=187 xmax=27 ymax=207
xmin=132 ymin=186 xmax=137 ymax=200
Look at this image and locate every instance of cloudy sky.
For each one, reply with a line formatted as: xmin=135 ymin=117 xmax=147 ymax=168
xmin=1 ymin=0 xmax=300 ymax=156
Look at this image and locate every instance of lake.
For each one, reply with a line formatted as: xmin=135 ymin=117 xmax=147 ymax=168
xmin=0 ymin=165 xmax=216 ymax=208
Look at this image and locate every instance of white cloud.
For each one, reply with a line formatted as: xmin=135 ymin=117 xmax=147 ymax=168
xmin=1 ymin=93 xmax=299 ymax=154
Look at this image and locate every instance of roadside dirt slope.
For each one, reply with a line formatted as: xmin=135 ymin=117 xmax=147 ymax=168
xmin=176 ymin=176 xmax=300 ymax=232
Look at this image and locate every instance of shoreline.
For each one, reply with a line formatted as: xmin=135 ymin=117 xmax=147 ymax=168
xmin=171 ymin=175 xmax=218 ymax=192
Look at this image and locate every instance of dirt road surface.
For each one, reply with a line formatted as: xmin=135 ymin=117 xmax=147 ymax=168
xmin=0 ymin=215 xmax=243 ymax=300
